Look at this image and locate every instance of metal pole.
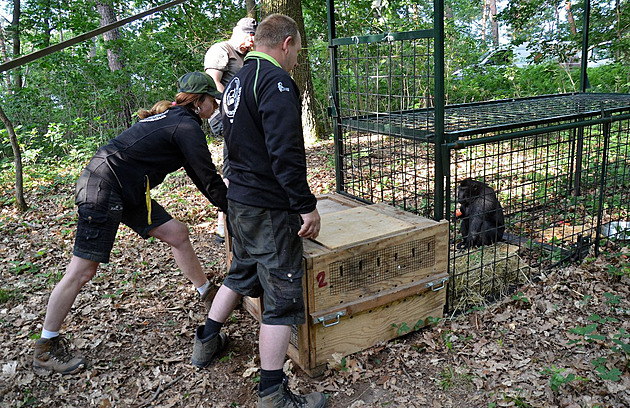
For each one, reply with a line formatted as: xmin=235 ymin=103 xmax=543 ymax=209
xmin=0 ymin=0 xmax=188 ymax=73
xmin=595 ymin=112 xmax=611 ymax=256
xmin=327 ymin=0 xmax=344 ymax=194
xmin=580 ymin=0 xmax=591 ymax=92
xmin=433 ymin=0 xmax=446 ymax=221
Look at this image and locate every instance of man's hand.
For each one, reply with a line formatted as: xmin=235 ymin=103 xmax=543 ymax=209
xmin=298 ymin=209 xmax=321 ymax=239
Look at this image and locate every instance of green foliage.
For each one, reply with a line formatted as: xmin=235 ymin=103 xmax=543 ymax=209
xmin=541 ymin=365 xmax=589 ymax=392
xmin=511 ymin=292 xmax=530 ymax=304
xmin=447 ymin=62 xmax=630 ymax=104
xmin=591 ymin=357 xmax=623 ymax=381
xmin=0 ymin=288 xmax=16 ymax=304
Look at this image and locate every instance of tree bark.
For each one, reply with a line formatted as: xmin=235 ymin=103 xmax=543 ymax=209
xmin=0 ymin=103 xmax=28 ymax=212
xmin=11 ymin=0 xmax=22 ymax=91
xmin=96 ymin=0 xmax=132 ymax=127
xmin=260 ymin=0 xmax=324 ymax=143
xmin=96 ymin=0 xmax=124 ymax=71
xmin=246 ymin=0 xmax=257 ymax=19
xmin=566 ymin=1 xmax=577 ymax=35
xmin=489 ymin=0 xmax=498 ymax=46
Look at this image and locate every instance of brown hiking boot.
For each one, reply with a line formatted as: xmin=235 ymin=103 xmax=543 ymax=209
xmin=258 ymin=377 xmax=326 ymax=408
xmin=33 ymin=336 xmax=87 ymax=375
xmin=200 ymin=284 xmax=219 ymax=311
xmin=191 ymin=326 xmax=228 ymax=368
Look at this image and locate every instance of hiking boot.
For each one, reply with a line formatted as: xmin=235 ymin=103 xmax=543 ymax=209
xmin=200 ymin=283 xmax=219 ymax=311
xmin=33 ymin=336 xmax=87 ymax=375
xmin=258 ymin=377 xmax=326 ymax=408
xmin=191 ymin=326 xmax=228 ymax=368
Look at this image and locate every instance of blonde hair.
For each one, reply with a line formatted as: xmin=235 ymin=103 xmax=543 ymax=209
xmin=137 ymin=100 xmax=173 ymax=119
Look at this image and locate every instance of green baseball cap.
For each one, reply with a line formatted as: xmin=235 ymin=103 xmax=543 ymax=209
xmin=177 ymin=72 xmax=222 ymax=99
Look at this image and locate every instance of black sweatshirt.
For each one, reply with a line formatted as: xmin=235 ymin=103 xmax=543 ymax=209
xmin=84 ymin=106 xmax=228 ymax=212
xmin=221 ymin=51 xmax=317 ymax=214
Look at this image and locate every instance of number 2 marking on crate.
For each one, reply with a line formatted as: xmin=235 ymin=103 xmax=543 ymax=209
xmin=316 ymin=271 xmax=328 ymax=288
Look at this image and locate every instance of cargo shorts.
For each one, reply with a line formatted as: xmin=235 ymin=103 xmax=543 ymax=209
xmin=73 ymin=169 xmax=172 ymax=263
xmin=223 ymin=200 xmax=306 ymax=326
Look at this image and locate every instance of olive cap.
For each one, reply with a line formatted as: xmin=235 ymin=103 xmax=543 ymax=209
xmin=177 ymin=72 xmax=222 ymax=99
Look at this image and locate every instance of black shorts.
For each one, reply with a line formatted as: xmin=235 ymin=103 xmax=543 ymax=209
xmin=72 ymin=169 xmax=172 ymax=263
xmin=223 ymin=200 xmax=305 ymax=326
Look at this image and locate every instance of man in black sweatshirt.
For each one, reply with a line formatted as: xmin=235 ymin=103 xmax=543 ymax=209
xmin=191 ymin=14 xmax=326 ymax=408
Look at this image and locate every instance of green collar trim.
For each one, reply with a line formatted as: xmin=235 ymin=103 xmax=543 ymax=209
xmin=245 ymin=51 xmax=281 ymax=68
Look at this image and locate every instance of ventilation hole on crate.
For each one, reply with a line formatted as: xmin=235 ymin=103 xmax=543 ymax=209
xmin=428 ymin=242 xmax=432 ymax=252
xmin=339 ymin=265 xmax=343 ymax=277
xmin=358 ymin=260 xmax=363 ymax=271
xmin=377 ymin=257 xmax=381 ymax=267
xmin=412 ymin=247 xmax=416 ymax=257
xmin=395 ymin=253 xmax=398 ymax=260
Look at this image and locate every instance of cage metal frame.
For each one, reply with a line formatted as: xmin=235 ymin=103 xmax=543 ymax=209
xmin=326 ymin=1 xmax=630 ymax=312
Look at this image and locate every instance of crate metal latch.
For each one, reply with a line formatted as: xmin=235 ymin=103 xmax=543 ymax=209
xmin=313 ymin=310 xmax=347 ymax=327
xmin=425 ymin=277 xmax=449 ymax=292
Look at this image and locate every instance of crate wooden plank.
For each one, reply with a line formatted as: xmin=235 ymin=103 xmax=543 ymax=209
xmin=310 ymin=288 xmax=446 ymax=369
xmin=307 ymin=220 xmax=449 ymax=311
xmin=316 ymin=193 xmax=365 ymax=215
xmin=313 ymin=207 xmax=414 ymax=250
xmin=309 ymin=271 xmax=449 ymax=325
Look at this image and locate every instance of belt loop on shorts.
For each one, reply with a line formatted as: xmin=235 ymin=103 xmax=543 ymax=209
xmin=145 ymin=175 xmax=152 ymax=225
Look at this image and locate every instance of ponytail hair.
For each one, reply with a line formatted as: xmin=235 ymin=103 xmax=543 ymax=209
xmin=174 ymin=92 xmax=207 ymax=112
xmin=137 ymin=100 xmax=174 ymax=119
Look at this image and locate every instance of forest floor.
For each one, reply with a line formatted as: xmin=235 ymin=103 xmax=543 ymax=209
xmin=1 ymin=139 xmax=630 ymax=408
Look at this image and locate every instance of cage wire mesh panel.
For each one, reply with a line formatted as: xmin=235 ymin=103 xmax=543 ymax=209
xmin=334 ymin=31 xmax=436 ymax=215
xmin=331 ymin=30 xmax=630 ymax=313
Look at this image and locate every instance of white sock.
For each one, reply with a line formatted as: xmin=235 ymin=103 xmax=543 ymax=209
xmin=216 ymin=212 xmax=225 ymax=236
xmin=197 ymin=280 xmax=211 ymax=296
xmin=41 ymin=329 xmax=59 ymax=339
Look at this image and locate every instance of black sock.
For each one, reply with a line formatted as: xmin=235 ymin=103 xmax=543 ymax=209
xmin=259 ymin=369 xmax=285 ymax=393
xmin=201 ymin=317 xmax=223 ymax=339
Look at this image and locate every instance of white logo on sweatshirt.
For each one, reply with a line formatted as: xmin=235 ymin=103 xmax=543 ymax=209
xmin=224 ymin=78 xmax=242 ymax=121
xmin=277 ymin=82 xmax=290 ymax=92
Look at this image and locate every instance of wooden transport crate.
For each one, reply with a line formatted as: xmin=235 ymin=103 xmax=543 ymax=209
xmin=238 ymin=194 xmax=449 ymax=376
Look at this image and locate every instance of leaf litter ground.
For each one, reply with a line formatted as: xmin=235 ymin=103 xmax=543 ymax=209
xmin=1 ymin=139 xmax=629 ymax=407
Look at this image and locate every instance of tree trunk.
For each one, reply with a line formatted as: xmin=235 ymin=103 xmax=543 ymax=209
xmin=41 ymin=0 xmax=52 ymax=47
xmin=11 ymin=0 xmax=22 ymax=91
xmin=0 ymin=103 xmax=28 ymax=212
xmin=260 ymin=0 xmax=324 ymax=143
xmin=566 ymin=1 xmax=577 ymax=35
xmin=96 ymin=0 xmax=132 ymax=127
xmin=96 ymin=0 xmax=124 ymax=71
xmin=481 ymin=0 xmax=487 ymax=42
xmin=489 ymin=0 xmax=498 ymax=46
xmin=245 ymin=0 xmax=257 ymax=19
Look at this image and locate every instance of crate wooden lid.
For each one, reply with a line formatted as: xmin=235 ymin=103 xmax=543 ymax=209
xmin=313 ymin=206 xmax=414 ymax=249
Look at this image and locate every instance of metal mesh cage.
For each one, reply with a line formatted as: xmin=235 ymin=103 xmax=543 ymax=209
xmin=331 ymin=31 xmax=630 ymax=312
